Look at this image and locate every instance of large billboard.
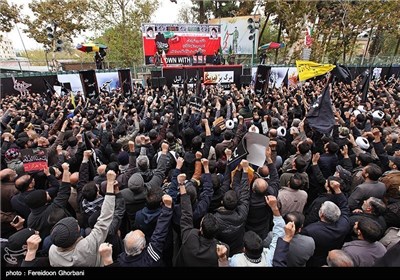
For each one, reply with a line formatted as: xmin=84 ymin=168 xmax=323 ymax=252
xmin=142 ymin=23 xmax=221 ymax=65
xmin=209 ymin=15 xmax=260 ymax=55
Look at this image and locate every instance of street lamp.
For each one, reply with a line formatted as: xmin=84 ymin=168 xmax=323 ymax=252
xmin=248 ymin=17 xmax=260 ymax=66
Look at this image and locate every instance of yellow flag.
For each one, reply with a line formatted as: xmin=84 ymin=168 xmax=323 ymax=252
xmin=296 ymin=60 xmax=336 ymax=81
xmin=70 ymin=92 xmax=76 ymax=109
xmin=231 ymin=165 xmax=255 ymax=188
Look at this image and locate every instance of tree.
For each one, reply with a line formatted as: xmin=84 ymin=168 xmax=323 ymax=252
xmin=178 ymin=4 xmax=196 ymax=23
xmin=22 ymin=0 xmax=89 ymax=49
xmin=89 ymin=0 xmax=159 ymax=67
xmin=189 ymin=0 xmax=255 ymax=23
xmin=22 ymin=0 xmax=89 ymax=71
xmin=0 ymin=0 xmax=21 ymax=33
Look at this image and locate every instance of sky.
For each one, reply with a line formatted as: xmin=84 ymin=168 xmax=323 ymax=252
xmin=7 ymin=0 xmax=192 ymax=51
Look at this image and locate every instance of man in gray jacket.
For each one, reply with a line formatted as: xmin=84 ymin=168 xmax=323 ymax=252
xmin=48 ymin=170 xmax=117 ymax=267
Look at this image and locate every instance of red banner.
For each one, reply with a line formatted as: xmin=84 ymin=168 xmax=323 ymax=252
xmin=21 ymin=148 xmax=48 ymax=173
xmin=143 ymin=35 xmax=221 ymax=57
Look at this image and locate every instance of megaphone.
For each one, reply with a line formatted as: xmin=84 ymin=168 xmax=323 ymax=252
xmin=226 ymin=119 xmax=234 ymax=130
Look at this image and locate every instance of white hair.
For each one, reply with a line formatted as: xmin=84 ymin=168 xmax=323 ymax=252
xmin=124 ymin=231 xmax=146 ymax=256
xmin=319 ymin=201 xmax=341 ymax=223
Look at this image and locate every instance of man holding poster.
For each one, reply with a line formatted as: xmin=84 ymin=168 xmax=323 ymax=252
xmin=21 ymin=148 xmax=48 ymax=173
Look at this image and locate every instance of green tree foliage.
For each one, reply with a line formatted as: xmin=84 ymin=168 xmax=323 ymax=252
xmin=178 ymin=5 xmax=196 ymax=24
xmin=22 ymin=0 xmax=89 ymax=50
xmin=259 ymin=0 xmax=400 ymax=64
xmin=0 ymin=0 xmax=21 ymax=33
xmin=89 ymin=0 xmax=158 ymax=67
xmin=190 ymin=0 xmax=255 ymax=23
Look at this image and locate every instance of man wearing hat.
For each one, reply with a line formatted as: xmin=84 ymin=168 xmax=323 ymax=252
xmin=49 ymin=170 xmax=117 ymax=267
xmin=3 ymin=147 xmax=24 ymax=176
xmin=26 ymin=163 xmax=72 ymax=239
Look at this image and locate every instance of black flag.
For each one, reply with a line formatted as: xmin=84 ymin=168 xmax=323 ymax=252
xmin=43 ymin=78 xmax=55 ymax=102
xmin=227 ymin=138 xmax=249 ymax=167
xmin=359 ymin=69 xmax=371 ymax=104
xmin=283 ymin=68 xmax=289 ymax=88
xmin=255 ymin=65 xmax=271 ymax=95
xmin=332 ymin=64 xmax=352 ymax=84
xmin=173 ymin=87 xmax=180 ymax=136
xmin=306 ymin=83 xmax=335 ymax=134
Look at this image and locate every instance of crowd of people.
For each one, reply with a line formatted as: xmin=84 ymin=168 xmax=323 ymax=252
xmin=1 ymin=71 xmax=400 ymax=268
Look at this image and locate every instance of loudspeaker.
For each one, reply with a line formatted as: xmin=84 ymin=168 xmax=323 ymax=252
xmin=118 ymin=69 xmax=132 ymax=94
xmin=151 ymin=70 xmax=162 ymax=78
xmin=151 ymin=77 xmax=159 ymax=89
xmin=159 ymin=77 xmax=166 ymax=87
xmin=243 ymin=67 xmax=251 ymax=75
xmin=254 ymin=65 xmax=271 ymax=95
xmin=240 ymin=75 xmax=251 ymax=85
xmin=151 ymin=77 xmax=167 ymax=89
xmin=79 ymin=70 xmax=99 ymax=99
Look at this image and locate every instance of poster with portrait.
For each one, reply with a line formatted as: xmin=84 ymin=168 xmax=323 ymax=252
xmin=95 ymin=72 xmax=120 ymax=92
xmin=209 ymin=15 xmax=260 ymax=55
xmin=142 ymin=23 xmax=221 ymax=65
xmin=287 ymin=67 xmax=299 ymax=87
xmin=270 ymin=67 xmax=288 ymax=88
xmin=209 ymin=26 xmax=219 ymax=39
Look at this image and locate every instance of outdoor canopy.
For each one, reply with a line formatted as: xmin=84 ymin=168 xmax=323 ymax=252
xmin=76 ymin=42 xmax=107 ymax=53
xmin=258 ymin=42 xmax=285 ymax=50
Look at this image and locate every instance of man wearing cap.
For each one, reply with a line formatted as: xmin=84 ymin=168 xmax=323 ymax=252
xmin=3 ymin=146 xmax=24 ymax=176
xmin=26 ymin=164 xmax=72 ymax=240
xmin=49 ymin=170 xmax=117 ymax=267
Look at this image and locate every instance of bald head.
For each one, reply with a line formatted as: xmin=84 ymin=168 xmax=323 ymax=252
xmin=124 ymin=230 xmax=146 ymax=257
xmin=252 ymin=178 xmax=268 ymax=195
xmin=257 ymin=165 xmax=270 ymax=178
xmin=15 ymin=174 xmax=34 ymax=192
xmin=326 ymin=250 xmax=354 ymax=267
xmin=97 ymin=164 xmax=107 ymax=175
xmin=269 ymin=129 xmax=277 ymax=138
xmin=0 ymin=168 xmax=17 ymax=182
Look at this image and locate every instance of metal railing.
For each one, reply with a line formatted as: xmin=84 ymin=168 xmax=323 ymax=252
xmin=1 ymin=55 xmax=399 ymax=79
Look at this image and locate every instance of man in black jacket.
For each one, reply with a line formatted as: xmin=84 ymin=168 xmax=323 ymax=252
xmin=26 ymin=163 xmax=72 ymax=239
xmin=174 ymin=179 xmax=226 ymax=266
